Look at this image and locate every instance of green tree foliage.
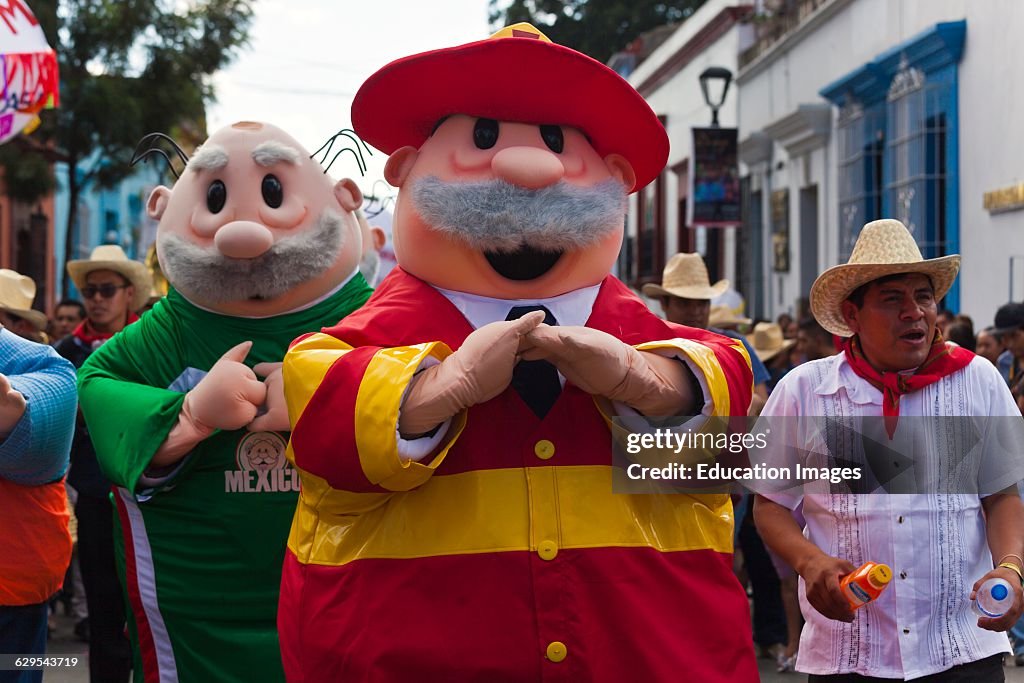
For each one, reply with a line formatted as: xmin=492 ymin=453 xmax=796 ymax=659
xmin=8 ymin=0 xmax=253 ymax=294
xmin=490 ymin=0 xmax=707 ymax=64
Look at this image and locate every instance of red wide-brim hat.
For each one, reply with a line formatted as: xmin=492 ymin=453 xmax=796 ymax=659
xmin=351 ymin=23 xmax=668 ymax=193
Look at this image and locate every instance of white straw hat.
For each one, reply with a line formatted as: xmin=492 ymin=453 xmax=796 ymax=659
xmin=746 ymin=322 xmax=796 ymax=362
xmin=641 ymin=253 xmax=729 ymax=300
xmin=0 ymin=269 xmax=47 ymax=331
xmin=708 ymin=305 xmax=751 ymax=329
xmin=810 ymin=219 xmax=959 ymax=337
xmin=67 ymin=245 xmax=153 ymax=312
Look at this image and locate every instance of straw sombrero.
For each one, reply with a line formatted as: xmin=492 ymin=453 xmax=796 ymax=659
xmin=708 ymin=305 xmax=751 ymax=329
xmin=67 ymin=245 xmax=153 ymax=312
xmin=747 ymin=322 xmax=796 ymax=362
xmin=810 ymin=219 xmax=960 ymax=337
xmin=641 ymin=253 xmax=729 ymax=300
xmin=0 ymin=269 xmax=47 ymax=331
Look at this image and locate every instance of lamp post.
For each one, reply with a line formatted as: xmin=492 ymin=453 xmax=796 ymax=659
xmin=699 ymin=66 xmax=733 ymax=128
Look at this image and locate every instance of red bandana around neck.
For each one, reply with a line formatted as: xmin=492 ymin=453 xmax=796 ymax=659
xmin=73 ymin=312 xmax=140 ymax=348
xmin=843 ymin=331 xmax=974 ymax=438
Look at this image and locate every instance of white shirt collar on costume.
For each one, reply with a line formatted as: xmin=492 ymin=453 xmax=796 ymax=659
xmin=433 ymin=282 xmax=602 ymax=330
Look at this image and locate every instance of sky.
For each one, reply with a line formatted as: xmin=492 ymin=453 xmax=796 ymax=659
xmin=207 ymin=0 xmax=493 ymax=207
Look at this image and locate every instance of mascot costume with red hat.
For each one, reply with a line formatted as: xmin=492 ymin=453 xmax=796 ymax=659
xmin=279 ymin=24 xmax=759 ymax=682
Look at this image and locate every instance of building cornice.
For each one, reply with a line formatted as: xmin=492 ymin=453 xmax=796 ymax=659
xmin=736 ymin=0 xmax=855 ymax=85
xmin=763 ymin=104 xmax=832 ymax=156
xmin=635 ymin=6 xmax=753 ymax=97
xmin=738 ymin=131 xmax=773 ymax=166
xmin=820 ymin=20 xmax=966 ymax=106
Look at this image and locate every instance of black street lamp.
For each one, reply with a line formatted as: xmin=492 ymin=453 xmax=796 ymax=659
xmin=699 ymin=66 xmax=733 ymax=127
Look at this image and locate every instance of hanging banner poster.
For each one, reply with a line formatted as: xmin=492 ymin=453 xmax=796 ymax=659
xmin=688 ymin=127 xmax=741 ymax=228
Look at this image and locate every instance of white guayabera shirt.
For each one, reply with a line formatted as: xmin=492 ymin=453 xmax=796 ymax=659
xmin=755 ymin=352 xmax=1021 ymax=680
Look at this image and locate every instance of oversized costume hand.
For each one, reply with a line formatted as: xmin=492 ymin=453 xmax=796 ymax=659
xmin=522 ymin=325 xmax=697 ymax=415
xmin=248 ymin=362 xmax=288 ymax=433
xmin=0 ymin=373 xmax=27 ymax=436
xmin=150 ymin=342 xmax=267 ymax=470
xmin=398 ymin=311 xmax=546 ymax=436
xmin=185 ymin=341 xmax=268 ymax=431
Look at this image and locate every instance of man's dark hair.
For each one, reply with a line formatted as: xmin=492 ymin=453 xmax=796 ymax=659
xmin=993 ymin=302 xmax=1024 ymax=336
xmin=846 ymin=273 xmax=935 ymax=309
xmin=953 ymin=314 xmax=974 ymax=337
xmin=798 ymin=316 xmax=832 ymax=344
xmin=945 ymin=322 xmax=975 ymax=352
xmin=55 ymin=299 xmax=86 ymax=317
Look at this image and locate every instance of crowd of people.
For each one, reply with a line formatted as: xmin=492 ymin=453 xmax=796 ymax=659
xmin=4 ymin=210 xmax=1024 ymax=683
xmin=4 ymin=220 xmax=1024 ymax=683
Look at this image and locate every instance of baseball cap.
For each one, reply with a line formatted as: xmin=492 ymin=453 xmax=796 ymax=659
xmin=993 ymin=302 xmax=1024 ymax=336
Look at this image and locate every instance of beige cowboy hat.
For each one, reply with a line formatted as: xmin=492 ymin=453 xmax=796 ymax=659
xmin=642 ymin=253 xmax=729 ymax=300
xmin=746 ymin=322 xmax=796 ymax=362
xmin=708 ymin=305 xmax=752 ymax=329
xmin=67 ymin=245 xmax=153 ymax=312
xmin=0 ymin=269 xmax=48 ymax=331
xmin=810 ymin=219 xmax=960 ymax=337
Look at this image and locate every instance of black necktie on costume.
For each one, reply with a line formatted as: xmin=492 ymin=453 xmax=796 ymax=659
xmin=505 ymin=305 xmax=560 ymax=419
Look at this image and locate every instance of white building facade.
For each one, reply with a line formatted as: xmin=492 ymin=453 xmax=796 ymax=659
xmin=621 ymin=0 xmax=753 ymax=301
xmin=737 ymin=0 xmax=1024 ymax=326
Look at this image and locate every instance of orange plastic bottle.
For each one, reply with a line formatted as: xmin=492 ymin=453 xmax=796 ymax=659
xmin=840 ymin=562 xmax=893 ymax=609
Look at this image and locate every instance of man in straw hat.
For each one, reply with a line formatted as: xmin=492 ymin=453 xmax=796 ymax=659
xmin=644 ymin=252 xmax=770 ymax=414
xmin=279 ymin=23 xmax=757 ymax=682
xmin=753 ymin=219 xmax=1024 ymax=680
xmin=0 ymin=269 xmax=49 ymax=342
xmin=0 ymin=286 xmax=77 ymax=679
xmin=54 ymin=244 xmax=151 ymax=683
xmin=63 ymin=244 xmax=151 ymax=348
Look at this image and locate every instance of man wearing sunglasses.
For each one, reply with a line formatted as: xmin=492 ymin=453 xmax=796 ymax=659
xmin=54 ymin=244 xmax=151 ymax=683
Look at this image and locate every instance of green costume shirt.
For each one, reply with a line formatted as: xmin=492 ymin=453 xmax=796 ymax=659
xmin=77 ymin=276 xmax=372 ymax=683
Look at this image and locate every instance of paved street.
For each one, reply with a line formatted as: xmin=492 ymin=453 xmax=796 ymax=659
xmin=40 ymin=614 xmax=88 ymax=683
xmin=36 ymin=611 xmax=1024 ymax=682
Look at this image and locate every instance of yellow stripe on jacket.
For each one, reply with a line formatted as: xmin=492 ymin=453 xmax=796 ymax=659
xmin=287 ymin=465 xmax=734 ymax=567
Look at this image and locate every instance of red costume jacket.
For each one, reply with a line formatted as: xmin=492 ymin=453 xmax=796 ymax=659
xmin=280 ymin=268 xmax=758 ymax=682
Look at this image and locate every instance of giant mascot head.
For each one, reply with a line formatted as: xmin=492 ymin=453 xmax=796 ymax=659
xmin=351 ymin=23 xmax=668 ymax=298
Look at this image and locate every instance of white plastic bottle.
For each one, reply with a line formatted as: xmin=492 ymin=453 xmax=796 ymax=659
xmin=973 ymin=578 xmax=1014 ymax=618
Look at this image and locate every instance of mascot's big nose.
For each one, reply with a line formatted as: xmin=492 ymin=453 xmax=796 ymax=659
xmin=214 ymin=221 xmax=275 ymax=259
xmin=491 ymin=146 xmax=564 ymax=190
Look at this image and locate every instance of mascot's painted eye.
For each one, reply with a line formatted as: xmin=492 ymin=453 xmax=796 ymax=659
xmin=262 ymin=174 xmax=283 ymax=208
xmin=207 ymin=180 xmax=227 ymax=213
xmin=473 ymin=118 xmax=499 ymax=150
xmin=540 ymin=125 xmax=564 ymax=153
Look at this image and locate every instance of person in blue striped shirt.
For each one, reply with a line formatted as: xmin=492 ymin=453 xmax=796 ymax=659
xmin=0 ymin=324 xmax=78 ymax=683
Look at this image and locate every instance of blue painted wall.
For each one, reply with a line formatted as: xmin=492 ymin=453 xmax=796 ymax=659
xmin=53 ymin=153 xmax=165 ymax=297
